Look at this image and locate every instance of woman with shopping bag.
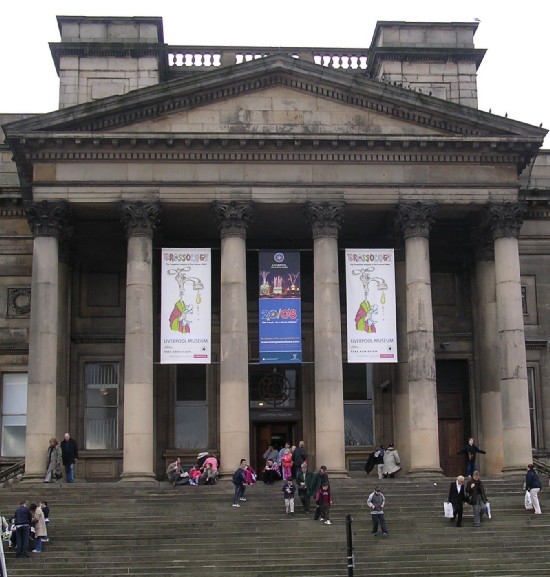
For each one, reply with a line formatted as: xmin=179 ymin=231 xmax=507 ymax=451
xmin=525 ymin=464 xmax=542 ymax=514
xmin=466 ymin=471 xmax=490 ymax=527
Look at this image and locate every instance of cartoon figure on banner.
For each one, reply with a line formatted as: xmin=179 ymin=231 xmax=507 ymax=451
xmin=353 ymin=267 xmax=388 ymax=333
xmin=168 ymin=267 xmax=204 ymax=333
xmin=260 ymin=271 xmax=271 ymax=296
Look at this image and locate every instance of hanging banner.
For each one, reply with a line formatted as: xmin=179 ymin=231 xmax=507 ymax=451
xmin=259 ymin=251 xmax=302 ymax=364
xmin=345 ymin=249 xmax=397 ymax=363
xmin=161 ymin=248 xmax=211 ymax=364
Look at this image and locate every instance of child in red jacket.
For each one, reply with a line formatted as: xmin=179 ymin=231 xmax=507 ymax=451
xmin=315 ymin=483 xmax=332 ymax=525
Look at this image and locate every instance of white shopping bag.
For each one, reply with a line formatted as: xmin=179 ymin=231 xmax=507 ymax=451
xmin=485 ymin=501 xmax=492 ymax=519
xmin=444 ymin=501 xmax=454 ymax=518
xmin=525 ymin=491 xmax=533 ymax=510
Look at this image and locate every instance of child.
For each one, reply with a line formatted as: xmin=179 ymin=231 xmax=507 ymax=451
xmin=189 ymin=464 xmax=202 ymax=485
xmin=282 ymin=477 xmax=296 ymax=514
xmin=367 ymin=486 xmax=388 ymax=537
xmin=201 ymin=462 xmax=217 ymax=485
xmin=281 ymin=448 xmax=293 ymax=480
xmin=315 ymin=483 xmax=332 ymax=525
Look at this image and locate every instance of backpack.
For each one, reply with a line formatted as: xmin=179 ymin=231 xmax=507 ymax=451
xmin=232 ymin=469 xmax=242 ymax=485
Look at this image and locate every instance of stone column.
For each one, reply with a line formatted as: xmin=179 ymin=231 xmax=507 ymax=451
xmin=304 ymin=201 xmax=346 ymax=475
xmin=397 ymin=202 xmax=441 ymax=474
xmin=212 ymin=201 xmax=254 ymax=476
xmin=487 ymin=202 xmax=532 ymax=472
xmin=473 ymin=233 xmax=504 ymax=475
xmin=119 ymin=201 xmax=161 ymax=482
xmin=24 ymin=201 xmax=70 ymax=480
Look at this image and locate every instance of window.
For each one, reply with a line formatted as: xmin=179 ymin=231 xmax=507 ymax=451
xmin=1 ymin=373 xmax=27 ymax=457
xmin=343 ymin=364 xmax=374 ymax=446
xmin=527 ymin=366 xmax=538 ymax=448
xmin=521 ymin=286 xmax=528 ymax=315
xmin=175 ymin=365 xmax=207 ymax=449
xmin=85 ymin=362 xmax=119 ymax=450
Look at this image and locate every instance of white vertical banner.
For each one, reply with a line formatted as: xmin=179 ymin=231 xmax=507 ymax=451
xmin=345 ymin=249 xmax=398 ymax=363
xmin=161 ymin=248 xmax=211 ymax=364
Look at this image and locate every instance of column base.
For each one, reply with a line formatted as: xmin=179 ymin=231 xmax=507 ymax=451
xmin=20 ymin=473 xmax=46 ymax=484
xmin=119 ymin=472 xmax=158 ymax=484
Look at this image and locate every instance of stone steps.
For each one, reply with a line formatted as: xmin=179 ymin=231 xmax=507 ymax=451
xmin=0 ymin=475 xmax=545 ymax=577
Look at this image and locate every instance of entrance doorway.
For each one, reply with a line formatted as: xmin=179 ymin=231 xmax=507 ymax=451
xmin=254 ymin=422 xmax=294 ymax=478
xmin=437 ymin=360 xmax=471 ymax=477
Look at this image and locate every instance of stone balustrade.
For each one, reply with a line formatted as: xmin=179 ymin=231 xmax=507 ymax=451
xmin=166 ymin=46 xmax=369 ymax=72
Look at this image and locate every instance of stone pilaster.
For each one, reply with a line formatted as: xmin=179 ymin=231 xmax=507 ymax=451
xmin=473 ymin=229 xmax=504 ymax=475
xmin=212 ymin=200 xmax=254 ymax=476
xmin=304 ymin=201 xmax=346 ymax=475
xmin=23 ymin=201 xmax=70 ymax=480
xmin=119 ymin=201 xmax=161 ymax=482
xmin=397 ymin=202 xmax=441 ymax=475
xmin=487 ymin=202 xmax=531 ymax=472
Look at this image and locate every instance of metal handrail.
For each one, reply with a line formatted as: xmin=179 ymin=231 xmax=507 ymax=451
xmin=0 ymin=460 xmax=25 ymax=486
xmin=533 ymin=457 xmax=550 ymax=477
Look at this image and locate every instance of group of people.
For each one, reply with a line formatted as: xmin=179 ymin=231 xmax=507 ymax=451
xmin=166 ymin=452 xmax=219 ymax=486
xmin=365 ymin=443 xmax=401 ymax=479
xmin=262 ymin=441 xmax=308 ymax=482
xmin=447 ymin=471 xmax=490 ymax=528
xmin=45 ymin=432 xmax=78 ymax=483
xmin=4 ymin=499 xmax=50 ymax=558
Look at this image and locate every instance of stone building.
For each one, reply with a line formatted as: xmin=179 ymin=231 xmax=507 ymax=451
xmin=0 ymin=16 xmax=548 ymax=481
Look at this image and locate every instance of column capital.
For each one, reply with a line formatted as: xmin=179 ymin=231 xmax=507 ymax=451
xmin=486 ymin=202 xmax=526 ymax=240
xmin=120 ymin=201 xmax=161 ymax=238
xmin=24 ymin=200 xmax=71 ymax=239
xmin=471 ymin=227 xmax=494 ymax=261
xmin=396 ymin=201 xmax=436 ymax=239
xmin=212 ymin=200 xmax=254 ymax=239
xmin=303 ymin=201 xmax=345 ymax=239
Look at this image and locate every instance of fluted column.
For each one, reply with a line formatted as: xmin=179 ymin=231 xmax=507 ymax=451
xmin=304 ymin=201 xmax=346 ymax=475
xmin=487 ymin=202 xmax=531 ymax=472
xmin=397 ymin=202 xmax=441 ymax=474
xmin=213 ymin=201 xmax=254 ymax=476
xmin=119 ymin=201 xmax=160 ymax=482
xmin=473 ymin=233 xmax=504 ymax=474
xmin=24 ymin=201 xmax=70 ymax=480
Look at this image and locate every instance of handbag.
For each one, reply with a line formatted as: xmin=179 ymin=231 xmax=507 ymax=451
xmin=54 ymin=463 xmax=63 ymax=480
xmin=485 ymin=502 xmax=492 ymax=519
xmin=443 ymin=501 xmax=454 ymax=518
xmin=525 ymin=490 xmax=533 ymax=510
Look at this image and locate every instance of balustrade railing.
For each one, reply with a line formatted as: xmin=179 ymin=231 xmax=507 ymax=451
xmin=165 ymin=46 xmax=369 ymax=74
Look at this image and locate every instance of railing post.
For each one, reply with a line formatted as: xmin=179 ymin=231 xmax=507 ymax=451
xmin=346 ymin=513 xmax=354 ymax=577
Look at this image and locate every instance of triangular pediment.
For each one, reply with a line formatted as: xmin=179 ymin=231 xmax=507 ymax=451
xmin=4 ymin=54 xmax=546 ymax=143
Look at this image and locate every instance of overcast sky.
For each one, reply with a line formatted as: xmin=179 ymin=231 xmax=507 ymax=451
xmin=1 ymin=1 xmax=548 ymax=147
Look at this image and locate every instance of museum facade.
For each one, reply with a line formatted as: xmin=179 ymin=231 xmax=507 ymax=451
xmin=0 ymin=16 xmax=549 ymax=481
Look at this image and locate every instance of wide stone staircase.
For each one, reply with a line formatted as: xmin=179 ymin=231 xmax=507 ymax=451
xmin=0 ymin=474 xmax=548 ymax=577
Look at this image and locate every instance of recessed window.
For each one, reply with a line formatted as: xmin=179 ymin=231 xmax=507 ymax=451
xmin=343 ymin=364 xmax=374 ymax=446
xmin=175 ymin=365 xmax=207 ymax=449
xmin=1 ymin=373 xmax=27 ymax=457
xmin=85 ymin=362 xmax=119 ymax=450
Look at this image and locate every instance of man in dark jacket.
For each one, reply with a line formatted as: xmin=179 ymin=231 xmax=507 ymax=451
xmin=458 ymin=437 xmax=486 ymax=478
xmin=14 ymin=500 xmax=32 ymax=558
xmin=448 ymin=475 xmax=467 ymax=527
xmin=60 ymin=432 xmax=78 ymax=483
xmin=312 ymin=466 xmax=329 ymax=520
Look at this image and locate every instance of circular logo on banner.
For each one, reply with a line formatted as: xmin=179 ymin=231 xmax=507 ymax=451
xmin=274 ymin=252 xmax=285 ymax=263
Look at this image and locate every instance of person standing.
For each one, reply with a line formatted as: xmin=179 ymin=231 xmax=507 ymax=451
xmin=315 ymin=483 xmax=332 ymax=525
xmin=448 ymin=475 xmax=467 ymax=527
xmin=29 ymin=503 xmax=47 ymax=553
xmin=44 ymin=437 xmax=62 ymax=483
xmin=311 ymin=465 xmax=329 ymax=520
xmin=13 ymin=500 xmax=32 ymax=558
xmin=466 ymin=470 xmax=489 ymax=527
xmin=60 ymin=432 xmax=78 ymax=483
xmin=296 ymin=462 xmax=314 ymax=513
xmin=458 ymin=437 xmax=486 ymax=478
xmin=231 ymin=461 xmax=247 ymax=507
xmin=367 ymin=486 xmax=389 ymax=537
xmin=292 ymin=441 xmax=307 ymax=479
xmin=282 ymin=477 xmax=296 ymax=515
xmin=526 ymin=463 xmax=542 ymax=514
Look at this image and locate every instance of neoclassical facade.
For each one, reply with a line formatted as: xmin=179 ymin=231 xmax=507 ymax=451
xmin=0 ymin=16 xmax=548 ymax=480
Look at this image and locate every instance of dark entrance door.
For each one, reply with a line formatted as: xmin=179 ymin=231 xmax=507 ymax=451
xmin=437 ymin=360 xmax=470 ymax=477
xmin=254 ymin=422 xmax=294 ymax=478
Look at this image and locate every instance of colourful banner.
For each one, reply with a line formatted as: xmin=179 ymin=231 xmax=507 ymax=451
xmin=345 ymin=249 xmax=398 ymax=363
xmin=161 ymin=248 xmax=211 ymax=364
xmin=259 ymin=251 xmax=302 ymax=364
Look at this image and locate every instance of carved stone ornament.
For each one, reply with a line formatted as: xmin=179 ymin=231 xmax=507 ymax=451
xmin=7 ymin=287 xmax=31 ymax=318
xmin=303 ymin=201 xmax=345 ymax=239
xmin=211 ymin=200 xmax=254 ymax=239
xmin=396 ymin=202 xmax=437 ymax=239
xmin=120 ymin=201 xmax=161 ymax=238
xmin=486 ymin=202 xmax=526 ymax=240
xmin=471 ymin=227 xmax=495 ymax=261
xmin=24 ymin=200 xmax=71 ymax=239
